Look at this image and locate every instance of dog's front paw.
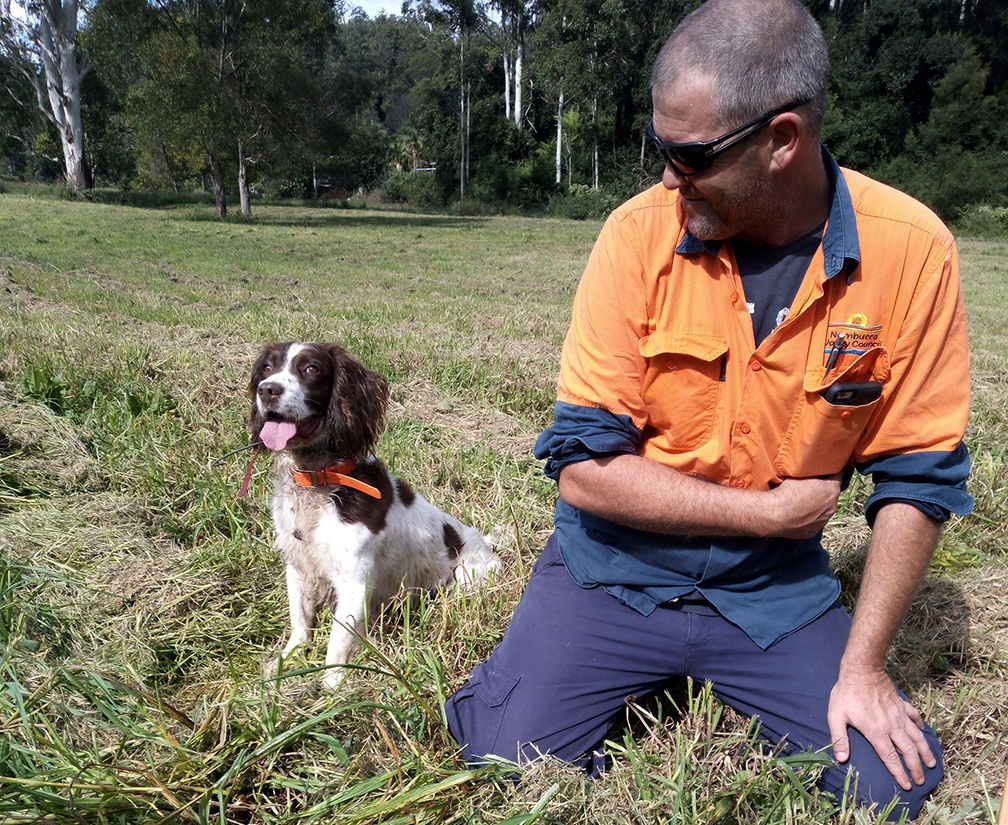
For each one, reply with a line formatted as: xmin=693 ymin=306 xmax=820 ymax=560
xmin=320 ymin=666 xmax=348 ymax=693
xmin=264 ymin=633 xmax=310 ymax=684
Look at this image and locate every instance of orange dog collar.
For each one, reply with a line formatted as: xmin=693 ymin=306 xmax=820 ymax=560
xmin=291 ymin=459 xmax=382 ymax=499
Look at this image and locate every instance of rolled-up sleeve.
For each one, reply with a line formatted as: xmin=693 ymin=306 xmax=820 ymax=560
xmin=857 ymin=443 xmax=973 ymax=526
xmin=534 ymin=401 xmax=642 ymax=481
xmin=554 ymin=213 xmax=650 ymax=427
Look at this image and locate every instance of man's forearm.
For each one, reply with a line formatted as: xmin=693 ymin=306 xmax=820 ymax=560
xmin=840 ymin=502 xmax=941 ymax=674
xmin=558 ymin=454 xmax=840 ymax=539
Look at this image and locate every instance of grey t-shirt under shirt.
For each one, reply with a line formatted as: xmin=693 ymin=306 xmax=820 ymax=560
xmin=733 ymin=224 xmax=825 ymax=347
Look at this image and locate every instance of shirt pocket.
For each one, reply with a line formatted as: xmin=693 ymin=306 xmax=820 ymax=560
xmin=775 ymin=346 xmax=890 ymax=478
xmin=639 ymin=332 xmax=728 ymax=450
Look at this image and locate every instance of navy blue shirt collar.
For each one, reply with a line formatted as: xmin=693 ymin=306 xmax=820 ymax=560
xmin=675 ymin=146 xmax=861 ymax=282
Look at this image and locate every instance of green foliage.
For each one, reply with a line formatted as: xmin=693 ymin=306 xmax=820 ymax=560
xmin=866 ymin=45 xmax=1008 ymax=220
xmin=124 ymin=386 xmax=174 ymax=418
xmin=874 ymin=147 xmax=1008 ymax=223
xmin=953 ymin=205 xmax=1008 ymax=237
xmin=330 ymin=120 xmax=391 ymax=192
xmin=20 ymin=365 xmax=102 ymax=422
xmin=462 ymin=126 xmax=559 ymax=211
xmin=6 ymin=0 xmax=1008 ymax=216
xmin=381 ymin=169 xmax=446 ymax=207
xmin=547 ymin=183 xmax=622 ymax=220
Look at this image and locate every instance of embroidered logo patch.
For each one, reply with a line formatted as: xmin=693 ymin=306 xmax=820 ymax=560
xmin=826 ymin=322 xmax=883 ymax=351
xmin=847 ymin=312 xmax=869 ymax=326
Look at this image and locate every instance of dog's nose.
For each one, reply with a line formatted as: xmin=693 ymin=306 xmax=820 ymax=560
xmin=258 ymin=382 xmax=283 ymax=400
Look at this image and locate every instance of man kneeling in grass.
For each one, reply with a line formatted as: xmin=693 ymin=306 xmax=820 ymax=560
xmin=444 ymin=0 xmax=972 ymax=819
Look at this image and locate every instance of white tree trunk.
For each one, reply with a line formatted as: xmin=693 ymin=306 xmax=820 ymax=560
xmin=4 ymin=1 xmax=92 ymax=193
xmin=465 ymin=81 xmax=471 ymax=186
xmin=238 ymin=140 xmax=251 ymax=218
xmin=514 ymin=13 xmax=524 ymax=129
xmin=555 ymin=86 xmax=564 ymax=185
xmin=502 ymin=12 xmax=511 ymax=121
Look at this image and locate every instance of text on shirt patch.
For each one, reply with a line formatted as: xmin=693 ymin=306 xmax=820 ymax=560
xmin=826 ymin=323 xmax=883 ymax=352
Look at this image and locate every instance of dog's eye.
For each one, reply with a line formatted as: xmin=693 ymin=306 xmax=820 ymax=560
xmin=304 ymin=364 xmax=319 ymax=375
xmin=262 ymin=364 xmax=273 ymax=373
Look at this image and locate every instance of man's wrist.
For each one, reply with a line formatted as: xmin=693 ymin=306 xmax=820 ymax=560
xmin=838 ymin=652 xmax=887 ymax=679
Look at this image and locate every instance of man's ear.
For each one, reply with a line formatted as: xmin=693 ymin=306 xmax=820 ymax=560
xmin=766 ymin=112 xmax=803 ymax=173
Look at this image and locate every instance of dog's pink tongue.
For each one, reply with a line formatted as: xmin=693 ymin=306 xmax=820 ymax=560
xmin=260 ymin=420 xmax=297 ymax=451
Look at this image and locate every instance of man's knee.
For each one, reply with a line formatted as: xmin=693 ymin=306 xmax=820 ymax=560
xmin=819 ymin=727 xmax=944 ymax=821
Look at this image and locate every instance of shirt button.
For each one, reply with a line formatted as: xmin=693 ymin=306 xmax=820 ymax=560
xmin=731 ymin=292 xmax=739 ymax=304
xmin=733 ymin=479 xmax=746 ymax=488
xmin=775 ymin=464 xmax=785 ymax=475
xmin=740 ymin=423 xmax=751 ymax=434
xmin=750 ymin=360 xmax=762 ymax=372
xmin=841 ymin=410 xmax=852 ymax=420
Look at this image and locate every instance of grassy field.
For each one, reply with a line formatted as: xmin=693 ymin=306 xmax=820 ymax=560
xmin=0 ymin=193 xmax=1005 ymax=824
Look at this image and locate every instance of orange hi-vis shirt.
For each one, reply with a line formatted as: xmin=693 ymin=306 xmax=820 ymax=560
xmin=534 ymin=151 xmax=972 ymax=648
xmin=557 ymin=167 xmax=969 ymax=493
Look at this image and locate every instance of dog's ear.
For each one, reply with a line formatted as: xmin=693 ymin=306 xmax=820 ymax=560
xmin=325 ymin=345 xmax=389 ymax=459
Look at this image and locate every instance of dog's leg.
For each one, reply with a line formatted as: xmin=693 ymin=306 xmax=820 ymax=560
xmin=321 ymin=580 xmax=368 ymax=692
xmin=281 ymin=564 xmax=317 ymax=658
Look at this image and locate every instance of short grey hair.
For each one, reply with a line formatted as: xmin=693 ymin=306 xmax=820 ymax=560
xmin=651 ymin=0 xmax=829 ymax=138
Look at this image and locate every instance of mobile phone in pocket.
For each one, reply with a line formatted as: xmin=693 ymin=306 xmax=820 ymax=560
xmin=820 ymin=381 xmax=883 ymax=406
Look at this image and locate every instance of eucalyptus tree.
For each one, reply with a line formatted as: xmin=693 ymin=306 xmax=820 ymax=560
xmin=0 ymin=0 xmax=92 ymax=192
xmin=409 ymin=0 xmax=478 ymax=201
xmin=485 ymin=0 xmax=533 ymax=127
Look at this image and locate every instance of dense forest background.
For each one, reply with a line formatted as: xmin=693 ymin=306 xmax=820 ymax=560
xmin=2 ymin=0 xmax=1006 ymax=223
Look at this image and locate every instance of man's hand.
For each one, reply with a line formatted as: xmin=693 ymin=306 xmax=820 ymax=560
xmin=827 ymin=665 xmax=936 ymax=791
xmin=769 ymin=473 xmax=843 ymax=539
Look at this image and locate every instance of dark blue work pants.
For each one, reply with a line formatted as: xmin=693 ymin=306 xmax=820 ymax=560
xmin=444 ymin=535 xmax=943 ymax=821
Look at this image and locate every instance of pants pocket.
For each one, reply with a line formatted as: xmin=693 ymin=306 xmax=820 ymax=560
xmin=445 ymin=659 xmax=521 ymax=766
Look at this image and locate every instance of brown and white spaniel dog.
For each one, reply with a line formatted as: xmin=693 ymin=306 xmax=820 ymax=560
xmin=247 ymin=342 xmax=499 ymax=690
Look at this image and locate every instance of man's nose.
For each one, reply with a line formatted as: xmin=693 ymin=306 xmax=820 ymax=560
xmin=258 ymin=382 xmax=283 ymax=400
xmin=663 ymin=163 xmax=689 ymax=190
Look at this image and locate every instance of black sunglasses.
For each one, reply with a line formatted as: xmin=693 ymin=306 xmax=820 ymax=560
xmin=646 ymin=98 xmax=811 ymax=176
